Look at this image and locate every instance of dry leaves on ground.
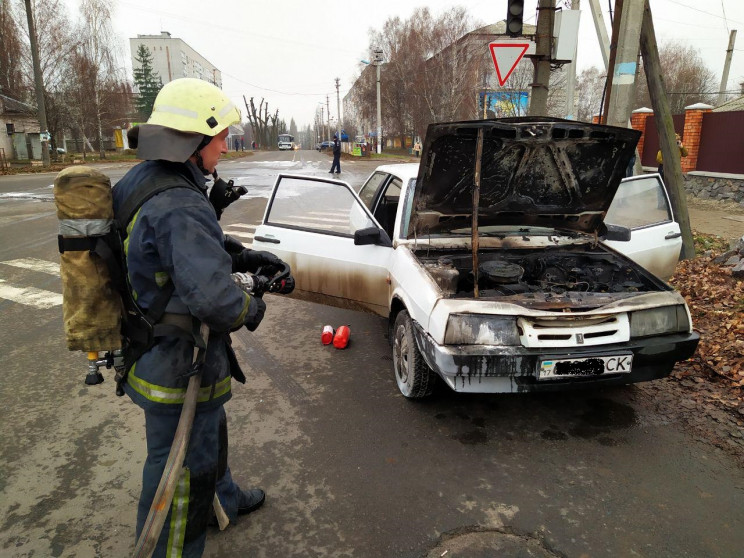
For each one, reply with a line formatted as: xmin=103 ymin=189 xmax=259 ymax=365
xmin=669 ymin=234 xmax=744 ymax=403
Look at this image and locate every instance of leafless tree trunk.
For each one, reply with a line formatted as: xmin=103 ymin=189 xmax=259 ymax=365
xmin=0 ymin=1 xmax=28 ymax=100
xmin=76 ymin=0 xmax=123 ymax=159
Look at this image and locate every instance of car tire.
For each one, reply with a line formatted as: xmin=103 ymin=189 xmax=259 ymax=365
xmin=393 ymin=310 xmax=434 ymax=399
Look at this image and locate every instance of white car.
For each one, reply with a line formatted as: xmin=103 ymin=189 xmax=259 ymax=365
xmin=253 ymin=118 xmax=699 ymax=398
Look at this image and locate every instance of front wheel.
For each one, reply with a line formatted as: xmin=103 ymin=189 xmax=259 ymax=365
xmin=392 ymin=310 xmax=435 ymax=398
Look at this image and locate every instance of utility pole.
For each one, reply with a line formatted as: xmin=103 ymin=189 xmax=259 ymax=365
xmin=374 ymin=47 xmax=384 ymax=154
xmin=529 ymin=0 xmax=555 ymax=116
xmin=23 ymin=0 xmax=50 ymax=167
xmin=326 ymin=96 xmax=331 ymax=142
xmin=718 ymin=29 xmax=737 ymax=105
xmin=603 ymin=0 xmax=644 ymax=128
xmin=565 ymin=0 xmax=580 ymax=119
xmin=588 ymin=0 xmax=610 ymax=68
xmin=335 ymin=77 xmax=342 ymax=143
xmin=639 ymin=0 xmax=694 ymax=260
xmin=320 ymin=106 xmax=324 ymax=143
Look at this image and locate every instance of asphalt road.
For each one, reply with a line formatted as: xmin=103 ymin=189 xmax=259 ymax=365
xmin=0 ymin=150 xmax=742 ymax=557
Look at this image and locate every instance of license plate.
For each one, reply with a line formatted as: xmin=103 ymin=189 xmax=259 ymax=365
xmin=538 ymin=354 xmax=633 ymax=380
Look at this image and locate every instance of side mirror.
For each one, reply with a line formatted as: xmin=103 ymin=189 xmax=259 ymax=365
xmin=604 ymin=224 xmax=632 ymax=242
xmin=354 ymin=226 xmax=392 ymax=247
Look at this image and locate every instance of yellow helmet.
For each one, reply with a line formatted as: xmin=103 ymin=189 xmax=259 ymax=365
xmin=147 ymin=78 xmax=241 ymax=136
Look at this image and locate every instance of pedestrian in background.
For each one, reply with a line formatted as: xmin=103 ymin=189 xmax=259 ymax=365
xmin=329 ymin=134 xmax=341 ymax=174
xmin=657 ymin=133 xmax=688 ymax=183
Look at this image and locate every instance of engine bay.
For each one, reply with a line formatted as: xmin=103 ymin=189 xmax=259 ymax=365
xmin=418 ymin=247 xmax=662 ymax=299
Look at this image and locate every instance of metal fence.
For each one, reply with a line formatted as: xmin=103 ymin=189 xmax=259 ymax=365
xmin=696 ymin=111 xmax=744 ymax=174
xmin=640 ymin=114 xmax=685 ymax=168
xmin=63 ymin=137 xmax=117 ymax=153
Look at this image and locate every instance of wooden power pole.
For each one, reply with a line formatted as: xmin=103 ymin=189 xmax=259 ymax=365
xmin=639 ymin=0 xmax=695 ymax=260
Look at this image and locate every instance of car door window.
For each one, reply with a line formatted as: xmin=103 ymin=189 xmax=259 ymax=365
xmin=358 ymin=172 xmax=389 ymax=211
xmin=373 ymin=177 xmax=402 ymax=239
xmin=606 ymin=176 xmax=672 ymax=230
xmin=266 ymin=176 xmax=375 ymax=236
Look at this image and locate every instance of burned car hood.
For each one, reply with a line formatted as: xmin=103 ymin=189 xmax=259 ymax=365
xmin=408 ymin=117 xmax=640 ymax=237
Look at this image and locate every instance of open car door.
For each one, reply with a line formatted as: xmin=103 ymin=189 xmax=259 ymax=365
xmin=252 ymin=174 xmax=393 ymax=316
xmin=604 ymin=174 xmax=683 ymax=281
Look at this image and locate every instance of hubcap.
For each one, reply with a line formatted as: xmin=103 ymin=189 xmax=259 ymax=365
xmin=394 ymin=325 xmax=409 ymax=386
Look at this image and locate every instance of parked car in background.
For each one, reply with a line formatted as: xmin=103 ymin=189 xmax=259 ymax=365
xmin=253 ymin=118 xmax=699 ymax=399
xmin=317 ymin=141 xmax=333 ymax=151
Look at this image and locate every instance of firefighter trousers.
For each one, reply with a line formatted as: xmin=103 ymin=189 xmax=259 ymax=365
xmin=136 ymin=404 xmax=244 ymax=557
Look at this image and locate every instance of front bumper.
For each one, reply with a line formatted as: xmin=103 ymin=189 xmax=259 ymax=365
xmin=412 ymin=322 xmax=700 ymax=393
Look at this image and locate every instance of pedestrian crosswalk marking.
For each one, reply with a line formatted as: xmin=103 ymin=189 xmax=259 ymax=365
xmin=0 ymin=279 xmax=62 ymax=309
xmin=226 ymin=224 xmax=256 ymax=230
xmin=1 ymin=258 xmax=60 ymax=276
xmin=224 ymin=231 xmax=254 ymax=240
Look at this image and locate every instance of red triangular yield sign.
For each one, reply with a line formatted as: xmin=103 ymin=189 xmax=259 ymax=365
xmin=489 ymin=43 xmax=530 ymax=86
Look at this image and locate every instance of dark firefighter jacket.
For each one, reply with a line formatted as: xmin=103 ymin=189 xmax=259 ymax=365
xmin=112 ymin=160 xmax=256 ymax=413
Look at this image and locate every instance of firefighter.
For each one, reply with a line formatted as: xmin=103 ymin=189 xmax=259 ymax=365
xmin=113 ymin=78 xmax=283 ymax=556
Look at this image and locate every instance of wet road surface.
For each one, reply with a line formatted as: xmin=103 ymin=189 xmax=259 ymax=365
xmin=0 ymin=150 xmax=742 ymax=557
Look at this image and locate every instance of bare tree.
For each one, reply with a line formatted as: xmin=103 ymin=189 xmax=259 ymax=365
xmin=575 ymin=66 xmax=606 ymax=122
xmin=75 ymin=0 xmax=126 ymax=158
xmin=16 ymin=0 xmax=79 ymax=154
xmin=244 ymin=96 xmax=280 ymax=149
xmin=634 ymin=40 xmax=716 ymax=114
xmin=367 ymin=7 xmax=480 ymax=146
xmin=0 ymin=1 xmax=28 ymax=99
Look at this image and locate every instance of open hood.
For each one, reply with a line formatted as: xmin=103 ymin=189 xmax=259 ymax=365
xmin=407 ymin=117 xmax=640 ymax=237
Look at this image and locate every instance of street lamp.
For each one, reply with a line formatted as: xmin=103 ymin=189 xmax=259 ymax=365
xmin=362 ymin=48 xmax=384 ymax=154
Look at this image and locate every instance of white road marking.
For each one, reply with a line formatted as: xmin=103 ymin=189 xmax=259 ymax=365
xmin=1 ymin=258 xmax=60 ymax=276
xmin=227 ymin=224 xmax=257 ymax=230
xmin=0 ymin=280 xmax=63 ymax=309
xmin=224 ymin=231 xmax=254 ymax=240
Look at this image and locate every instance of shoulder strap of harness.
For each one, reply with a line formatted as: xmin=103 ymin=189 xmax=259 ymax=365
xmin=110 ymin=162 xmax=209 ymax=373
xmin=114 ymin=160 xmax=206 ymax=327
xmin=116 ymin=161 xmax=206 ymax=231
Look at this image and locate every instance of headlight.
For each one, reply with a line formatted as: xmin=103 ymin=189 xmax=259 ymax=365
xmin=444 ymin=314 xmax=520 ymax=345
xmin=630 ymin=305 xmax=690 ymax=338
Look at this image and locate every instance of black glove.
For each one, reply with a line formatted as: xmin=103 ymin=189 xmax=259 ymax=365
xmin=234 ymin=249 xmax=284 ymax=274
xmin=209 ymin=177 xmax=247 ymax=219
xmin=224 ymin=234 xmax=245 ymax=255
xmin=244 ymin=296 xmax=266 ymax=332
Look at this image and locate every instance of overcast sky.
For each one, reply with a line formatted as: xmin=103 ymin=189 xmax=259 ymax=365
xmin=60 ymin=0 xmax=744 ymax=127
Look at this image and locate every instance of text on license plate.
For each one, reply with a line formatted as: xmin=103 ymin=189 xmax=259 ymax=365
xmin=539 ymin=355 xmax=633 ymax=380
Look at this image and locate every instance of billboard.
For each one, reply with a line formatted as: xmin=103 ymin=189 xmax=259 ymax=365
xmin=479 ymin=91 xmax=529 ymax=118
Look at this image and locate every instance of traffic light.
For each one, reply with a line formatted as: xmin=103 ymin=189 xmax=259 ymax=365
xmin=506 ymin=0 xmax=524 ymax=37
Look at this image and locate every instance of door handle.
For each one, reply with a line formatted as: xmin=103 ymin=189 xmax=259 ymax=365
xmin=254 ymin=236 xmax=280 ymax=244
xmin=664 ymin=232 xmax=682 ymax=240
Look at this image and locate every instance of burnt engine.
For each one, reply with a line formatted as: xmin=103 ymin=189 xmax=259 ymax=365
xmin=421 ymin=249 xmax=653 ymax=297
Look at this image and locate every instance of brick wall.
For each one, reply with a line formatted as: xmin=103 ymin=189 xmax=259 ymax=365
xmin=681 ymin=104 xmax=711 ymax=172
xmin=630 ymin=108 xmax=653 ymax=161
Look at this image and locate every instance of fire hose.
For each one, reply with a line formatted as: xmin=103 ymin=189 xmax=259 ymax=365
xmin=132 ymin=263 xmax=293 ymax=557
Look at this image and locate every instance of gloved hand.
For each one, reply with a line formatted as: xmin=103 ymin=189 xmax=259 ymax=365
xmin=234 ymin=249 xmax=285 ymax=274
xmin=209 ymin=177 xmax=247 ymax=219
xmin=244 ymin=296 xmax=266 ymax=332
xmin=224 ymin=234 xmax=245 ymax=255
